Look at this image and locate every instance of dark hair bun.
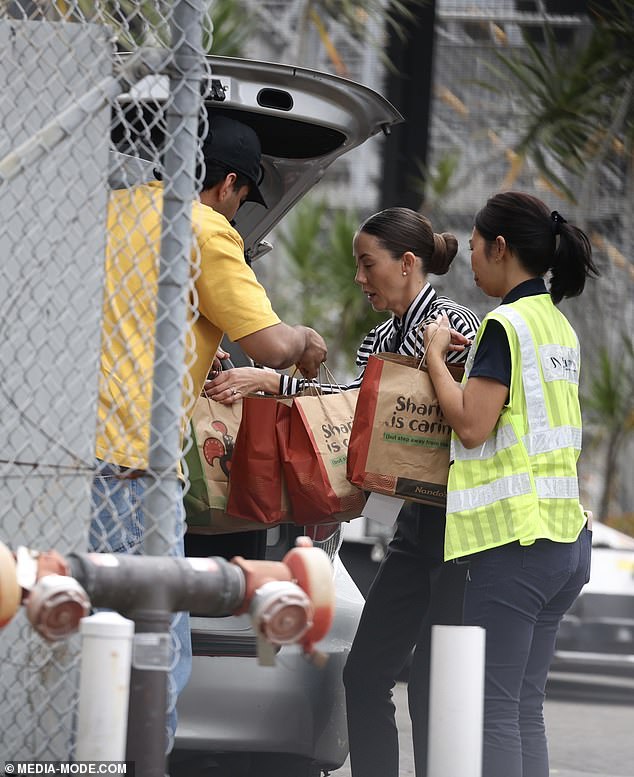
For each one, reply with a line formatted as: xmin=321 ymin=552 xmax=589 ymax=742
xmin=429 ymin=232 xmax=458 ymax=275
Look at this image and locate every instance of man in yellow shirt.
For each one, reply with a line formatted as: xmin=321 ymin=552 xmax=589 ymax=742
xmin=90 ymin=115 xmax=327 ymax=750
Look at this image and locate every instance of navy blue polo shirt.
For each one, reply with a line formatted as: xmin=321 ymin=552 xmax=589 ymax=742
xmin=468 ymin=278 xmax=550 ymax=387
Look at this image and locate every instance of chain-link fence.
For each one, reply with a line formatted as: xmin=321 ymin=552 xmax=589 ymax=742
xmin=1 ymin=0 xmax=207 ymax=759
xmin=2 ymin=0 xmax=633 ymax=760
xmin=428 ymin=2 xmax=634 ymax=339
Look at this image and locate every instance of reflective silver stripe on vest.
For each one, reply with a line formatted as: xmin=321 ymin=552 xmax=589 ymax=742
xmin=497 ymin=306 xmax=550 ymax=432
xmin=523 ymin=425 xmax=582 ymax=455
xmin=452 ymin=424 xmax=518 ymax=461
xmin=535 ymin=476 xmax=579 ymax=500
xmin=447 ymin=472 xmax=532 ymax=513
xmin=452 ymin=423 xmax=582 ymax=462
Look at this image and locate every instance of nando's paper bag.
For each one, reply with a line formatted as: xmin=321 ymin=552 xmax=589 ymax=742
xmin=347 ymin=353 xmax=463 ymax=508
xmin=278 ymin=388 xmax=366 ymax=525
xmin=184 ymin=396 xmax=267 ymax=534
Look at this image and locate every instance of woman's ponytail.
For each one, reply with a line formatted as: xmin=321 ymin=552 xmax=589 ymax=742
xmin=549 ymin=221 xmax=597 ymax=304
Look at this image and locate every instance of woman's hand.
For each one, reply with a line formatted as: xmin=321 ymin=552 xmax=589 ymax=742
xmin=424 ymin=316 xmax=507 ymax=448
xmin=209 ymin=347 xmax=231 ymax=377
xmin=204 ymin=366 xmax=280 ymax=404
xmin=423 ymin=313 xmax=471 ymax=358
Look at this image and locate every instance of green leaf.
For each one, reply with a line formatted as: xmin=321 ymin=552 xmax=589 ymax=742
xmin=477 ymin=12 xmax=633 ymax=193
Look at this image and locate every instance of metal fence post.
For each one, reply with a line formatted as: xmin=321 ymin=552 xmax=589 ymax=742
xmin=143 ymin=0 xmax=205 ymax=557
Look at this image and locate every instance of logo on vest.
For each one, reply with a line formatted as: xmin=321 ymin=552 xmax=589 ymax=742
xmin=539 ymin=345 xmax=579 ymax=384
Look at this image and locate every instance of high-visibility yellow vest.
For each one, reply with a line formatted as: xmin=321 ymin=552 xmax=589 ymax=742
xmin=445 ymin=294 xmax=586 ymax=561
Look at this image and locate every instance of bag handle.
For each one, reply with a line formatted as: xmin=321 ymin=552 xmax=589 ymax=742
xmin=321 ymin=362 xmax=345 ymax=393
xmin=414 ymin=321 xmax=443 ymax=371
xmin=292 ymin=362 xmax=345 ymax=395
xmin=290 ymin=366 xmax=321 ymax=396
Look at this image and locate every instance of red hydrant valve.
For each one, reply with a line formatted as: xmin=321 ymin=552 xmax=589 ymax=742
xmin=282 ymin=544 xmax=335 ymax=653
xmin=0 ymin=540 xmax=21 ymax=628
xmin=26 ymin=574 xmax=91 ymax=642
xmin=249 ymin=581 xmax=313 ymax=645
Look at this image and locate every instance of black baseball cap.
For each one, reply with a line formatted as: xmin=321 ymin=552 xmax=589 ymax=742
xmin=202 ymin=114 xmax=267 ymax=207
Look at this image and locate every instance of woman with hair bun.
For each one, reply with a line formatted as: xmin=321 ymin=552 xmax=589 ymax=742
xmin=341 ymin=207 xmax=479 ymax=777
xmin=423 ymin=191 xmax=599 ymax=777
xmin=207 ymin=207 xmax=480 ymax=777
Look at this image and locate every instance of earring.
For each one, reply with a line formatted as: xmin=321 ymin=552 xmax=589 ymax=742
xmin=402 ymin=271 xmax=407 ymax=276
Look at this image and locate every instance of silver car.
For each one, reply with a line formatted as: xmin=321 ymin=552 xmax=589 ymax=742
xmin=114 ymin=56 xmax=402 ymax=777
xmin=552 ymin=520 xmax=634 ymax=676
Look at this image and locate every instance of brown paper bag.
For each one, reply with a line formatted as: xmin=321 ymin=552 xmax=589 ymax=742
xmin=347 ymin=353 xmax=463 ymax=508
xmin=278 ymin=388 xmax=366 ymax=525
xmin=184 ymin=396 xmax=267 ymax=534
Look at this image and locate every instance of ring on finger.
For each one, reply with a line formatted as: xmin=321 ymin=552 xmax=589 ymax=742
xmin=231 ymin=387 xmax=237 ymax=396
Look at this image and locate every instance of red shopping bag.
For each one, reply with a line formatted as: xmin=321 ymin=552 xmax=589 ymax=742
xmin=226 ymin=394 xmax=293 ymax=525
xmin=278 ymin=388 xmax=366 ymax=525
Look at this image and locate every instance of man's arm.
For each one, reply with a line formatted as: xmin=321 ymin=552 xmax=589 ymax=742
xmin=237 ymin=322 xmax=326 ymax=379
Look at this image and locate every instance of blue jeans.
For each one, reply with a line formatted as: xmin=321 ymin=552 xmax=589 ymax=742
xmin=463 ymin=528 xmax=592 ymax=777
xmin=90 ymin=461 xmax=192 ymax=753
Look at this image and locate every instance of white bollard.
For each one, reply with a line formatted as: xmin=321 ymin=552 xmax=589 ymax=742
xmin=427 ymin=624 xmax=485 ymax=777
xmin=76 ymin=611 xmax=134 ymax=760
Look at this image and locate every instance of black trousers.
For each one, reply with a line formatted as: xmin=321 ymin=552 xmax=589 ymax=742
xmin=343 ymin=501 xmax=466 ymax=777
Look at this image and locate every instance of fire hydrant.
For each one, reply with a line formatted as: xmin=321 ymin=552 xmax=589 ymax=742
xmin=0 ymin=537 xmax=335 ymax=777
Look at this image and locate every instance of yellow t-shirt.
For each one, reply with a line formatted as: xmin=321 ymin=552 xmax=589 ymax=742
xmin=95 ymin=181 xmax=280 ymax=469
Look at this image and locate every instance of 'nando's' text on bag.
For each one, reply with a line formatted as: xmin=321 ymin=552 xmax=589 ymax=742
xmin=347 ymin=353 xmax=463 ymax=508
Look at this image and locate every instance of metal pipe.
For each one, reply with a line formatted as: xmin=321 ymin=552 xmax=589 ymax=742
xmin=76 ymin=612 xmax=134 ymax=760
xmin=0 ymin=76 xmax=121 ymax=185
xmin=68 ymin=553 xmax=246 ymax=615
xmin=0 ymin=49 xmax=163 ymax=185
xmin=142 ymin=0 xmax=206 ymax=557
xmin=68 ymin=552 xmax=245 ymax=777
xmin=438 ymin=10 xmax=585 ymax=26
xmin=125 ymin=608 xmax=171 ymax=772
xmin=8 ymin=542 xmax=331 ymax=776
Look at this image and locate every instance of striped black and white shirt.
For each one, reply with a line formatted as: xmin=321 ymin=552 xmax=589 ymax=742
xmin=279 ymin=282 xmax=481 ymax=395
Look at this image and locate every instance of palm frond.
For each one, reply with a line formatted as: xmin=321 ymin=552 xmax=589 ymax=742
xmin=276 ymin=200 xmax=383 ymax=377
xmin=582 ymin=334 xmax=634 ymax=429
xmin=204 ymin=0 xmax=252 ymax=56
xmin=314 ymin=0 xmax=427 ymax=69
xmin=478 ymin=13 xmax=632 ymax=194
xmin=277 ymin=199 xmax=328 ymax=279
